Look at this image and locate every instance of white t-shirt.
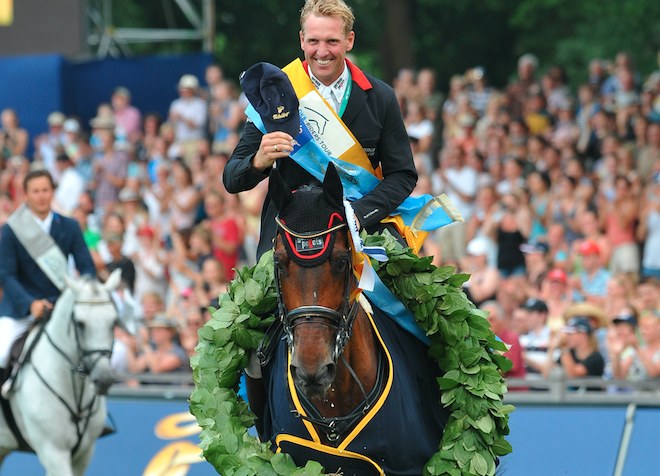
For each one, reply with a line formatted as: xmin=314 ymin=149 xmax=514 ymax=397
xmin=407 ymin=120 xmax=434 ymax=140
xmin=642 ymin=209 xmax=660 ymax=270
xmin=519 ymin=325 xmax=551 ymax=378
xmin=54 ymin=167 xmax=85 ymax=216
xmin=169 ymin=96 xmax=207 ymax=142
xmin=431 ymin=165 xmax=478 ymax=220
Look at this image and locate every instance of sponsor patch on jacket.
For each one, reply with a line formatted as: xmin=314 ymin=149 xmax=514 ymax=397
xmin=364 ymin=147 xmax=376 ymax=157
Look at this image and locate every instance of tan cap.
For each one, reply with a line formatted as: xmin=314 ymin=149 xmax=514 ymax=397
xmin=89 ymin=115 xmax=116 ymax=129
xmin=47 ymin=112 xmax=66 ymax=127
xmin=178 ymin=74 xmax=199 ymax=90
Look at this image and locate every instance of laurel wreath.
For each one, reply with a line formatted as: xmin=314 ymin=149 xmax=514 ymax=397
xmin=190 ymin=231 xmax=513 ymax=476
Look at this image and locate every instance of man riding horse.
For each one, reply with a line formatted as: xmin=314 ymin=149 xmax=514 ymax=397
xmin=224 ymin=0 xmax=417 ymax=257
xmin=223 ymin=0 xmax=420 ymax=434
xmin=0 ymin=169 xmax=96 ymax=395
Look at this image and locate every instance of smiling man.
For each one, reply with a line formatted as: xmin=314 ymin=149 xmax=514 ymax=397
xmin=224 ymin=0 xmax=417 ymax=260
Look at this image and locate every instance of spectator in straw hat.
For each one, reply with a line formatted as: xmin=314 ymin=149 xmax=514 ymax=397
xmin=169 ymin=74 xmax=207 ymax=165
xmin=545 ymin=316 xmax=605 ymax=380
xmin=35 ymin=111 xmax=66 ymax=179
xmin=124 ymin=315 xmax=189 ymax=374
xmin=563 ymin=301 xmax=610 ymax=369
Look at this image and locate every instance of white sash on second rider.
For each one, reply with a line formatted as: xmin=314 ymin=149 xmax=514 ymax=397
xmin=0 ymin=205 xmax=69 ymax=369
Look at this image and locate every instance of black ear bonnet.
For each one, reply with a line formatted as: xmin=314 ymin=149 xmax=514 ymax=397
xmin=269 ymin=164 xmax=346 ymax=267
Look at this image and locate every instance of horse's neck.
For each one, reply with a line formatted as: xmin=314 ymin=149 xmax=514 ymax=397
xmin=319 ymin=308 xmax=378 ymax=418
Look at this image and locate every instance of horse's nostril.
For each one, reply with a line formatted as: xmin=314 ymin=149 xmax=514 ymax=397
xmin=317 ymin=363 xmax=336 ymax=383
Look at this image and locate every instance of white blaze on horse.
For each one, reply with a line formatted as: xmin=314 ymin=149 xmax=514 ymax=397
xmin=0 ymin=269 xmax=122 ymax=476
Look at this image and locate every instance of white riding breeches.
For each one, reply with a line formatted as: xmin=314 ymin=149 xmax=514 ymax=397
xmin=0 ymin=315 xmax=34 ymax=368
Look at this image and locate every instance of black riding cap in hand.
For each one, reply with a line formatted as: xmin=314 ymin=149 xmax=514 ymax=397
xmin=270 ymin=163 xmax=346 ymax=267
xmin=240 ymin=62 xmax=300 ymax=138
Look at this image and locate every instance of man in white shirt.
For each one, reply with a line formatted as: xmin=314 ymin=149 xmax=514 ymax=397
xmin=53 ymin=154 xmax=85 ymax=217
xmin=169 ymin=74 xmax=208 ymax=165
xmin=431 ymin=143 xmax=477 ymax=263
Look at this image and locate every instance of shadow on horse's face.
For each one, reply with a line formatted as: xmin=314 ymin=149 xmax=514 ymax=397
xmin=275 ymin=232 xmax=351 ymax=400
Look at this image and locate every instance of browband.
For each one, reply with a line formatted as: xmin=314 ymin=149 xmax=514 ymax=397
xmin=275 ymin=216 xmax=346 ymax=239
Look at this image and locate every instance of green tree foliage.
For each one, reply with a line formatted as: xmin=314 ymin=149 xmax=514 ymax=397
xmin=111 ymin=0 xmax=659 ymax=92
xmin=508 ymin=0 xmax=660 ymax=85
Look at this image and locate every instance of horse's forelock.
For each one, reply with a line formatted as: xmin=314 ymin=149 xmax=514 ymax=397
xmin=75 ymin=276 xmax=111 ymax=304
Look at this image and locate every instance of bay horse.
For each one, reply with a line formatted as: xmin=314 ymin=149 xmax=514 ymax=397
xmin=0 ymin=270 xmax=122 ymax=476
xmin=255 ymin=165 xmax=449 ymax=476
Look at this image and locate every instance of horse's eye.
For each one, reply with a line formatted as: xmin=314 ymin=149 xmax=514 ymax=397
xmin=275 ymin=259 xmax=288 ymax=276
xmin=333 ymin=256 xmax=349 ymax=273
xmin=76 ymin=321 xmax=85 ymax=331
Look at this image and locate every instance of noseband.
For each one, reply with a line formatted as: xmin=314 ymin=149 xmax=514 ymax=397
xmin=70 ymin=299 xmax=116 ymax=374
xmin=274 ymin=217 xmax=360 ymax=361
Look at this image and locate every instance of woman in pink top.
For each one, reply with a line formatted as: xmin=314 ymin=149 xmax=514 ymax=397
xmin=600 ymin=176 xmax=639 ymax=274
xmin=170 ymin=159 xmax=200 ymax=232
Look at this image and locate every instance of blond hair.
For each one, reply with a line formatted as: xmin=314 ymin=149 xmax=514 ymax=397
xmin=300 ymin=0 xmax=355 ymax=38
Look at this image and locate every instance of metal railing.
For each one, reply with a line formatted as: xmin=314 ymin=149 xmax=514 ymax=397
xmin=504 ymin=372 xmax=660 ymax=406
xmin=108 ymin=371 xmax=660 ymax=405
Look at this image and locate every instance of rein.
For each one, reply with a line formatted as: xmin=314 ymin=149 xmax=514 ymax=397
xmin=23 ymin=298 xmax=115 ymax=456
xmin=275 ymin=217 xmax=380 ymax=442
xmin=291 ymin=348 xmax=387 ymax=443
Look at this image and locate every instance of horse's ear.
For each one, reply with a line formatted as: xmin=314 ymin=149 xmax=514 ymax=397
xmin=104 ymin=269 xmax=123 ymax=292
xmin=268 ymin=168 xmax=293 ymax=213
xmin=64 ymin=274 xmax=83 ymax=294
xmin=323 ymin=163 xmax=344 ymax=212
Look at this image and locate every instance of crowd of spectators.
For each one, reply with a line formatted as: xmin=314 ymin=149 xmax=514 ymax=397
xmin=1 ymin=50 xmax=659 ymax=389
xmin=397 ymin=50 xmax=660 ymax=388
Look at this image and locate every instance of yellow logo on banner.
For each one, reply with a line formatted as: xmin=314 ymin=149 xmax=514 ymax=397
xmin=144 ymin=412 xmax=205 ymax=476
xmin=0 ymin=0 xmax=13 ymax=26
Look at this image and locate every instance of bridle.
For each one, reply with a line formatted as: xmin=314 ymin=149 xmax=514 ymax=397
xmin=25 ymin=295 xmax=117 ymax=456
xmin=274 ymin=217 xmax=360 ymax=362
xmin=274 ymin=217 xmax=388 ymax=443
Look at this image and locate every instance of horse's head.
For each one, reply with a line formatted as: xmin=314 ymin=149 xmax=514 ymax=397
xmin=270 ymin=164 xmax=358 ymax=399
xmin=64 ymin=269 xmax=122 ymax=395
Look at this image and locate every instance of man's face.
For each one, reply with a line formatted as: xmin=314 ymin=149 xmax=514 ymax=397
xmin=638 ymin=284 xmax=660 ymax=309
xmin=179 ymin=88 xmax=195 ymax=99
xmin=142 ymin=297 xmax=163 ymax=320
xmin=25 ymin=176 xmax=54 ymax=217
xmin=581 ymin=253 xmax=599 ymax=272
xmin=300 ymin=14 xmax=354 ymax=86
